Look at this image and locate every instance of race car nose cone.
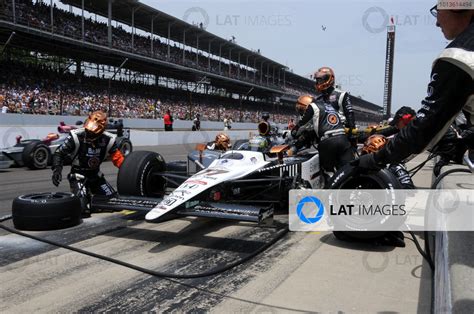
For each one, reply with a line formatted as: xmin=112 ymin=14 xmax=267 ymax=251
xmin=145 ymin=210 xmax=162 ymax=222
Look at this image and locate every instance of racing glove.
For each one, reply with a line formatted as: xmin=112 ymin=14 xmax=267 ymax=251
xmin=291 ymin=125 xmax=300 ymax=139
xmin=52 ymin=166 xmax=62 ymax=187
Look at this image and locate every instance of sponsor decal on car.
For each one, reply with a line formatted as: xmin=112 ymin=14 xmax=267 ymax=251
xmin=185 ymin=180 xmax=208 ymax=185
xmin=162 ymin=198 xmax=178 ymax=206
xmin=199 ymin=168 xmax=229 ymax=176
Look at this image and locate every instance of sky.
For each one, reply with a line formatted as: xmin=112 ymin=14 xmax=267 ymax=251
xmin=58 ymin=0 xmax=446 ymax=112
xmin=138 ymin=0 xmax=446 ymax=112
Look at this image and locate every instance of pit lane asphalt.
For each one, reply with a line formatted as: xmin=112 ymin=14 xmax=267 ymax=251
xmin=0 ymin=145 xmax=304 ymax=312
xmin=0 ymin=147 xmax=433 ymax=312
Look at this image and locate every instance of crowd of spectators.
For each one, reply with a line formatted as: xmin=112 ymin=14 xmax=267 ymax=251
xmin=1 ymin=0 xmax=315 ymax=96
xmin=0 ymin=60 xmax=296 ymax=123
xmin=0 ymin=1 xmax=381 ymax=125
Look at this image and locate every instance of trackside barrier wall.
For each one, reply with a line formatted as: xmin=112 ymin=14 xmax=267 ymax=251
xmin=433 ymin=163 xmax=474 ymax=314
xmin=0 ymin=113 xmax=286 ymax=130
xmin=0 ymin=125 xmax=256 ymax=148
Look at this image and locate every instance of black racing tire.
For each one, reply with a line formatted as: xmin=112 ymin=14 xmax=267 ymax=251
xmin=329 ymin=166 xmax=403 ymax=240
xmin=166 ymin=161 xmax=187 ymax=173
xmin=117 ymin=138 xmax=133 ymax=156
xmin=22 ymin=141 xmax=51 ymax=170
xmin=12 ymin=192 xmax=82 ymax=231
xmin=232 ymin=139 xmax=249 ymax=150
xmin=117 ymin=151 xmax=167 ymax=197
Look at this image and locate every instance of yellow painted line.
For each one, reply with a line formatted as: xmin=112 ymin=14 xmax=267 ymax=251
xmin=120 ymin=210 xmax=137 ymax=216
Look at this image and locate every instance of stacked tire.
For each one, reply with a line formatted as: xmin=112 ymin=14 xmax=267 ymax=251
xmin=12 ymin=192 xmax=82 ymax=231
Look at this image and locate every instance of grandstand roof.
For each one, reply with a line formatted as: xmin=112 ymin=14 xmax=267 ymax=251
xmin=353 ymin=97 xmax=383 ymax=113
xmin=60 ymin=0 xmax=288 ymax=73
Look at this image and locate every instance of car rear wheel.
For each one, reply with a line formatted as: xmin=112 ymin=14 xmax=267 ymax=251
xmin=22 ymin=141 xmax=51 ymax=170
xmin=12 ymin=192 xmax=82 ymax=231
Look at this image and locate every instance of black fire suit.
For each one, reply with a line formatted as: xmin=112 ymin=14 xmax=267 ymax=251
xmin=296 ymin=99 xmax=354 ymax=172
xmin=52 ymin=128 xmax=119 ymax=198
xmin=375 ymin=23 xmax=474 ymax=166
xmin=320 ymin=87 xmax=356 ymax=130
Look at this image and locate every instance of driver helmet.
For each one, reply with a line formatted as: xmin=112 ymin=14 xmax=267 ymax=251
xmin=215 ymin=133 xmax=231 ymax=151
xmin=258 ymin=121 xmax=271 ymax=136
xmin=84 ymin=111 xmax=107 ymax=140
xmin=248 ymin=135 xmax=269 ymax=152
xmin=362 ymin=134 xmax=388 ymax=154
xmin=296 ymin=95 xmax=314 ymax=115
xmin=314 ymin=67 xmax=335 ymax=93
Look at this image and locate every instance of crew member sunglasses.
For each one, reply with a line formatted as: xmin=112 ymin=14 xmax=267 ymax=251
xmin=430 ymin=5 xmax=438 ymax=18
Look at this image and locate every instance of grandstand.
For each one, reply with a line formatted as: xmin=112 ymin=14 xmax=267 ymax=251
xmin=0 ymin=0 xmax=382 ymax=124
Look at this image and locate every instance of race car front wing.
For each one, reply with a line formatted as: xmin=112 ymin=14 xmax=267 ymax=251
xmin=91 ymin=195 xmax=273 ymax=224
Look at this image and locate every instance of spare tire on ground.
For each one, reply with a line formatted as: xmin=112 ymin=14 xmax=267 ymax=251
xmin=12 ymin=192 xmax=82 ymax=231
xmin=22 ymin=141 xmax=51 ymax=170
xmin=117 ymin=151 xmax=167 ymax=197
